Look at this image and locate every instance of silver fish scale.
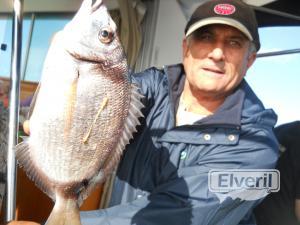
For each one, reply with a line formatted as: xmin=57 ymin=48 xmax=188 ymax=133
xmin=31 ymin=70 xmax=131 ymax=184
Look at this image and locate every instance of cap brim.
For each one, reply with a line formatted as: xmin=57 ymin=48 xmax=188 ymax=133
xmin=185 ymin=17 xmax=253 ymax=41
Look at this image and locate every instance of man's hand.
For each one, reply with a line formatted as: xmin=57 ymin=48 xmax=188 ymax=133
xmin=23 ymin=120 xmax=30 ymax=135
xmin=6 ymin=221 xmax=40 ymax=225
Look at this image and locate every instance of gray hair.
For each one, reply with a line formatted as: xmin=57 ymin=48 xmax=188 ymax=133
xmin=249 ymin=42 xmax=257 ymax=54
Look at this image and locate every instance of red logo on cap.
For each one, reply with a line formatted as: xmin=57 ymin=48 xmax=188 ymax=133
xmin=214 ymin=4 xmax=236 ymax=15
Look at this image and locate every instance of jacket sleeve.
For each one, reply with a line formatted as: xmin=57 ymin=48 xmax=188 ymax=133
xmin=81 ymin=128 xmax=279 ymax=225
xmin=80 ymin=179 xmax=256 ymax=225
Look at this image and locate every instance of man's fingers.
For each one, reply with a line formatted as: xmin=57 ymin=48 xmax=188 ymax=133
xmin=6 ymin=221 xmax=40 ymax=225
xmin=23 ymin=120 xmax=30 ymax=135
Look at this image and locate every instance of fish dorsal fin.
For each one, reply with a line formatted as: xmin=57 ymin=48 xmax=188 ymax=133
xmin=102 ymin=83 xmax=144 ymax=175
xmin=77 ymin=83 xmax=144 ymax=205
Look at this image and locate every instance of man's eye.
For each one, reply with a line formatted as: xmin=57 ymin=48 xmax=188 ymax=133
xmin=228 ymin=40 xmax=242 ymax=48
xmin=192 ymin=30 xmax=214 ymax=41
xmin=199 ymin=33 xmax=213 ymax=41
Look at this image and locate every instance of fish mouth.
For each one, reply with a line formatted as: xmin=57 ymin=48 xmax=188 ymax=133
xmin=67 ymin=49 xmax=104 ymax=64
xmin=67 ymin=47 xmax=126 ymax=70
xmin=91 ymin=0 xmax=103 ymax=13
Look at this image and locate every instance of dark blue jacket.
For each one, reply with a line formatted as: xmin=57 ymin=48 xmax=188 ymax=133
xmin=81 ymin=64 xmax=279 ymax=225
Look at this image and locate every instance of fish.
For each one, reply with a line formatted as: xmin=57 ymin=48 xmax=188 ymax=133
xmin=15 ymin=0 xmax=144 ymax=224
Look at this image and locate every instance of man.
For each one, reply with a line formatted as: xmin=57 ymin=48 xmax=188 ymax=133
xmin=254 ymin=121 xmax=300 ymax=225
xmin=8 ymin=0 xmax=279 ymax=224
xmin=79 ymin=0 xmax=278 ymax=224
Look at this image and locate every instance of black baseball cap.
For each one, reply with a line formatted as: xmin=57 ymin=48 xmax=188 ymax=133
xmin=185 ymin=0 xmax=260 ymax=51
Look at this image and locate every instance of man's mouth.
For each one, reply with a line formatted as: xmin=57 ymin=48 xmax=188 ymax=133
xmin=203 ymin=67 xmax=225 ymax=75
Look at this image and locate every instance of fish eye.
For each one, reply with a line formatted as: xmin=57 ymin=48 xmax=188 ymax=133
xmin=99 ymin=27 xmax=114 ymax=44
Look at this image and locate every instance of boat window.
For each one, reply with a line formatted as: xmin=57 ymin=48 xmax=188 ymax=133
xmin=24 ymin=14 xmax=71 ymax=82
xmin=0 ymin=15 xmax=31 ymax=78
xmin=246 ymin=26 xmax=300 ymax=125
xmin=0 ymin=14 xmax=72 ymax=81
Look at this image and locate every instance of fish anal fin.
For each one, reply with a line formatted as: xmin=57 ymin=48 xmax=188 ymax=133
xmin=15 ymin=141 xmax=55 ymax=201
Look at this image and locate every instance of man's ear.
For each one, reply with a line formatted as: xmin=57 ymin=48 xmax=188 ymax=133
xmin=182 ymin=38 xmax=188 ymax=58
xmin=247 ymin=53 xmax=256 ymax=69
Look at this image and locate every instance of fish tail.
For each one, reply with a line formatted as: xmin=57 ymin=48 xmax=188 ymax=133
xmin=45 ymin=196 xmax=81 ymax=225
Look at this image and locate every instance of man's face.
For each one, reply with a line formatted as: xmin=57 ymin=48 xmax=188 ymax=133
xmin=182 ymin=24 xmax=256 ymax=99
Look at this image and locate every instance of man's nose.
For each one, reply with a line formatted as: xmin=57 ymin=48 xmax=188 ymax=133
xmin=208 ymin=47 xmax=225 ymax=61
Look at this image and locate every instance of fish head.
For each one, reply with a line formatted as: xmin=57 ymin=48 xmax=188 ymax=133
xmin=62 ymin=0 xmax=127 ymax=74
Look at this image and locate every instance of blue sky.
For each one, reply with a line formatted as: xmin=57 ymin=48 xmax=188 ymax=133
xmin=246 ymin=26 xmax=300 ymax=126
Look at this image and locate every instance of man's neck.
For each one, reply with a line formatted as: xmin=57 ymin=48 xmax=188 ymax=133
xmin=180 ymin=88 xmax=226 ymax=116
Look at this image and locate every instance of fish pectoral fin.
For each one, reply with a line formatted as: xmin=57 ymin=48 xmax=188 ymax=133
xmin=82 ymin=97 xmax=109 ymax=143
xmin=64 ymin=77 xmax=79 ymax=135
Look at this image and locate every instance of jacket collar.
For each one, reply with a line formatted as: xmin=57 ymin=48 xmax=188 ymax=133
xmin=164 ymin=63 xmax=254 ymax=129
